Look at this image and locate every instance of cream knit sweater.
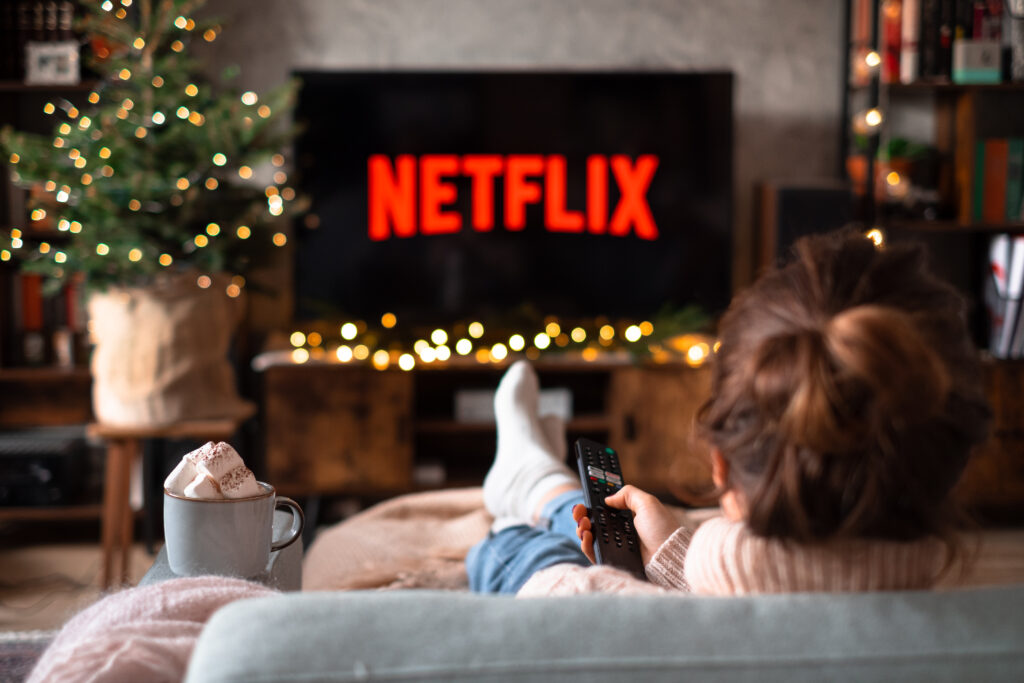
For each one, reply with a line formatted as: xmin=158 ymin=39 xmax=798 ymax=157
xmin=519 ymin=516 xmax=947 ymax=597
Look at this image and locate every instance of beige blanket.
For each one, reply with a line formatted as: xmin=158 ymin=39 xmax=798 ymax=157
xmin=303 ymin=488 xmax=492 ymax=591
xmin=302 ymin=487 xmax=714 ymax=591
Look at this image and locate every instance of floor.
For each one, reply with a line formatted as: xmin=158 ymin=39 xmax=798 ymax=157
xmin=1 ymin=523 xmax=1023 ymax=634
xmin=0 ymin=519 xmax=157 ymax=634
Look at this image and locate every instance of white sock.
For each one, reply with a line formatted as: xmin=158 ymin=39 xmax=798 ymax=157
xmin=523 ymin=414 xmax=578 ymax=521
xmin=482 ymin=361 xmax=577 ymax=528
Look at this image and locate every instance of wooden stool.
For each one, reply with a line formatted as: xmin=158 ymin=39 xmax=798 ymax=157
xmin=88 ymin=414 xmax=253 ymax=589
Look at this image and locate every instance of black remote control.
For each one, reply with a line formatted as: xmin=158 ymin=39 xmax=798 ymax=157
xmin=574 ymin=438 xmax=646 ymax=580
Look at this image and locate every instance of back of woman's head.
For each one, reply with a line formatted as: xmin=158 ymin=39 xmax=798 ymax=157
xmin=699 ymin=229 xmax=991 ymax=546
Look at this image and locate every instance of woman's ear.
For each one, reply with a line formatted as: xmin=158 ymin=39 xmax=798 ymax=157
xmin=711 ymin=449 xmax=745 ymax=522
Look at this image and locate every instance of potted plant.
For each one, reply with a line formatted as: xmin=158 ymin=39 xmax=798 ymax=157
xmin=1 ymin=0 xmax=301 ymax=426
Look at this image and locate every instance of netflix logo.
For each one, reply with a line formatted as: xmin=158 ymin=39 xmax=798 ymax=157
xmin=367 ymin=154 xmax=659 ymax=241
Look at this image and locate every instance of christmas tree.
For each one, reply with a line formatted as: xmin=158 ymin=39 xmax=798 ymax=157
xmin=1 ymin=0 xmax=300 ymax=294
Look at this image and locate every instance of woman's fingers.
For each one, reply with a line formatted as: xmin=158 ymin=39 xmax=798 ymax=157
xmin=573 ymin=503 xmax=596 ymax=563
xmin=580 ymin=529 xmax=596 ymax=563
xmin=576 ymin=515 xmax=591 ymax=540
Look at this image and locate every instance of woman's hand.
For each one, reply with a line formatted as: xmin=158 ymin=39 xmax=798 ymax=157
xmin=573 ymin=485 xmax=681 ymax=565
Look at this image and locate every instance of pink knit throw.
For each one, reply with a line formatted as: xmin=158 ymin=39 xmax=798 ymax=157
xmin=27 ymin=576 xmax=275 ymax=683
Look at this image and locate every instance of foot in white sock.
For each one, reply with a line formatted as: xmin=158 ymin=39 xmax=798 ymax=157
xmin=482 ymin=361 xmax=577 ymax=527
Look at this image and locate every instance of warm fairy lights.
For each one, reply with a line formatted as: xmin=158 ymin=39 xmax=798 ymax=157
xmin=866 ymin=228 xmax=885 ymax=247
xmin=272 ymin=311 xmax=718 ymax=372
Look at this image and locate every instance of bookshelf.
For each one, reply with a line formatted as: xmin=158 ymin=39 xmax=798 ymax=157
xmin=0 ymin=8 xmax=95 ymax=521
xmin=1 ymin=79 xmax=93 ymax=371
xmin=843 ymin=0 xmax=1024 ymax=517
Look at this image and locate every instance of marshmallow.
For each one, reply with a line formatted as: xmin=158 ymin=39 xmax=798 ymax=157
xmin=193 ymin=442 xmax=246 ymax=482
xmin=164 ymin=441 xmax=262 ymax=501
xmin=183 ymin=473 xmax=222 ymax=499
xmin=220 ymin=465 xmax=263 ymax=499
xmin=163 ymin=454 xmax=199 ymax=494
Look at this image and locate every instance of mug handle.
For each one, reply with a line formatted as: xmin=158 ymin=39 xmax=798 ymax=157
xmin=271 ymin=497 xmax=305 ymax=552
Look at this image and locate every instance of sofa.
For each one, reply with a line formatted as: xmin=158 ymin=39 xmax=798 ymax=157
xmin=23 ymin=489 xmax=1024 ymax=682
xmin=183 ymin=585 xmax=1024 ymax=682
xmin=177 ymin=488 xmax=1024 ymax=682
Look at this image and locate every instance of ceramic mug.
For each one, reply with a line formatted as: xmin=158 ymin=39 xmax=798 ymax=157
xmin=163 ymin=482 xmax=304 ymax=578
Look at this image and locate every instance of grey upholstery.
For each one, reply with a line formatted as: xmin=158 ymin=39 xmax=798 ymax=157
xmin=185 ymin=585 xmax=1024 ymax=682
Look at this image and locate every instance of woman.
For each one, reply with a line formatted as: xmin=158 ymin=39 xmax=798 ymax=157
xmin=467 ymin=229 xmax=991 ymax=596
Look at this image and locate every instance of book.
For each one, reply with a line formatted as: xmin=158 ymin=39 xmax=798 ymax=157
xmin=975 ymin=0 xmax=1004 ymax=40
xmin=938 ymin=0 xmax=955 ymax=79
xmin=982 ymin=138 xmax=1009 ymax=225
xmin=973 ymin=139 xmax=987 ymax=222
xmin=955 ymin=0 xmax=975 ymax=39
xmin=921 ymin=0 xmax=942 ymax=78
xmin=19 ymin=273 xmax=44 ymax=332
xmin=850 ymin=0 xmax=875 ymax=86
xmin=1006 ymin=138 xmax=1024 ymax=221
xmin=883 ymin=0 xmax=905 ymax=83
xmin=902 ymin=0 xmax=922 ymax=82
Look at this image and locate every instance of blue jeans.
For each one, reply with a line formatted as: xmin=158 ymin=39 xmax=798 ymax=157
xmin=467 ymin=489 xmax=590 ymax=594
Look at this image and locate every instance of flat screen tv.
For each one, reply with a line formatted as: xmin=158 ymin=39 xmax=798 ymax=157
xmin=292 ymin=70 xmax=733 ymax=329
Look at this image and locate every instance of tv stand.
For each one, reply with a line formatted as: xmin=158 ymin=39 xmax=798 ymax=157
xmin=258 ymin=360 xmax=715 ymax=504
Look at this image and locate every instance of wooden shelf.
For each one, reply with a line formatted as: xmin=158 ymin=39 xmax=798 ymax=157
xmin=0 ymin=366 xmax=91 ymax=381
xmin=416 ymin=414 xmax=611 ymax=435
xmin=0 ymin=503 xmax=101 ymax=523
xmin=885 ymin=82 xmax=1024 ymax=94
xmin=884 ymin=219 xmax=1024 ymax=234
xmin=848 ymin=81 xmax=1024 ymax=94
xmin=0 ymin=79 xmax=99 ymax=93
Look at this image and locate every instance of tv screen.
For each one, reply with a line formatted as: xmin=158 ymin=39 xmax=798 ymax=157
xmin=293 ymin=70 xmax=733 ymax=328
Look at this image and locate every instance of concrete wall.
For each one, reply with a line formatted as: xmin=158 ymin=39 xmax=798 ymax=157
xmin=203 ymin=0 xmax=843 ymax=294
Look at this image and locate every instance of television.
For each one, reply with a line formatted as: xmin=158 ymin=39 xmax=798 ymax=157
xmin=292 ymin=70 xmax=733 ymax=329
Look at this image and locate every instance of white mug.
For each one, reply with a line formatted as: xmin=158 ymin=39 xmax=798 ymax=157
xmin=163 ymin=481 xmax=303 ymax=578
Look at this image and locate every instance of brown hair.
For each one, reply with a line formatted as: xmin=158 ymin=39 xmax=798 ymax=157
xmin=698 ymin=229 xmax=991 ymax=549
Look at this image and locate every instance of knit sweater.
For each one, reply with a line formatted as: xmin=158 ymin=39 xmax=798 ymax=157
xmin=518 ymin=516 xmax=948 ymax=597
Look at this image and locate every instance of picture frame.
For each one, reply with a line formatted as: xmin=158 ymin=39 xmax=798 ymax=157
xmin=24 ymin=42 xmax=80 ymax=86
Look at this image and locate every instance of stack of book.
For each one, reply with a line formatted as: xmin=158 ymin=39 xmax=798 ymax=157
xmin=0 ymin=0 xmax=77 ymax=81
xmin=1 ymin=271 xmax=87 ymax=367
xmin=851 ymin=0 xmax=1022 ymax=84
xmin=973 ymin=138 xmax=1024 ymax=225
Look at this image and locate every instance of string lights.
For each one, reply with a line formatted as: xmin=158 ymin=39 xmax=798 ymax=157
xmin=275 ymin=313 xmax=716 ymax=371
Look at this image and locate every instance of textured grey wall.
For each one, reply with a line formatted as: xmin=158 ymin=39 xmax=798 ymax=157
xmin=203 ymin=0 xmax=842 ymax=289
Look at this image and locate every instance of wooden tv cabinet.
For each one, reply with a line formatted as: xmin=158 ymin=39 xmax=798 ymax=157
xmin=259 ymin=360 xmax=715 ymax=503
xmin=258 ymin=358 xmax=1024 ymax=519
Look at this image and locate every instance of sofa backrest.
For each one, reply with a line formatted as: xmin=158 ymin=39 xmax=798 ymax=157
xmin=185 ymin=585 xmax=1024 ymax=682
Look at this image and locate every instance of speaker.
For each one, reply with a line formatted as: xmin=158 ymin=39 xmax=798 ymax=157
xmin=756 ymin=181 xmax=855 ymax=271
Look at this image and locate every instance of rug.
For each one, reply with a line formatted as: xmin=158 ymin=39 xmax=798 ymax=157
xmin=0 ymin=631 xmax=52 ymax=683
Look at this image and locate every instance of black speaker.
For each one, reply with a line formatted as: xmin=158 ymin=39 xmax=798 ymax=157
xmin=757 ymin=182 xmax=855 ymax=271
